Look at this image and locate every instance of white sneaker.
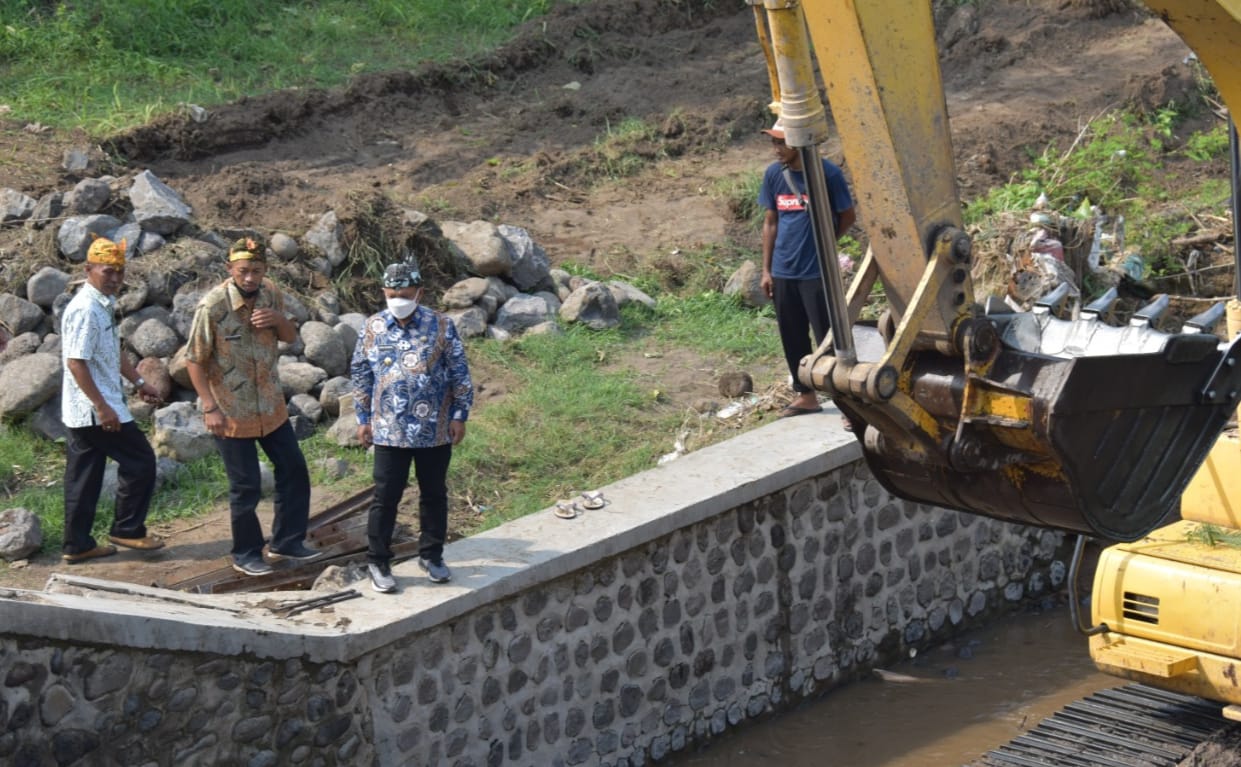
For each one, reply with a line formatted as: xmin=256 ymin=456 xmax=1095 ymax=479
xmin=368 ymin=563 xmax=397 ymax=594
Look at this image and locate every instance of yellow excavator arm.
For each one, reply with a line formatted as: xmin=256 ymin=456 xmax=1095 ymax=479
xmin=752 ymin=0 xmax=1241 ymax=543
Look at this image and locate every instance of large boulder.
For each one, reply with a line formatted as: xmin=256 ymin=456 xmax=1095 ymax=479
xmin=57 ymin=214 xmax=123 ymax=262
xmin=29 ymin=395 xmax=67 ymax=443
xmin=442 ymin=220 xmax=510 ymax=277
xmin=0 ymin=189 xmax=35 ymax=225
xmin=300 ymin=321 xmax=349 ymax=378
xmin=0 ymin=332 xmax=40 ymax=368
xmin=0 ymin=353 xmax=60 ymax=419
xmin=325 ymin=396 xmax=362 ymax=447
xmin=151 ymin=402 xmax=214 ymax=462
xmin=66 ymin=177 xmax=111 ymax=215
xmin=288 ymin=393 xmax=324 ymax=423
xmin=319 ymin=376 xmax=353 ymax=418
xmin=441 ymin=277 xmax=490 ymax=310
xmin=129 ymin=318 xmax=181 ymax=359
xmin=446 ymin=307 xmax=488 ymax=339
xmin=494 ymin=294 xmax=554 ymax=335
xmin=128 ymin=170 xmax=192 ymax=235
xmin=724 ymin=260 xmax=769 ymax=308
xmin=279 ymin=360 xmax=328 ymax=398
xmin=26 ymin=267 xmax=72 ymax=309
xmin=304 ymin=211 xmax=346 ymax=268
xmin=498 ymin=224 xmax=552 ymax=292
xmin=0 ymin=294 xmax=47 ymax=336
xmin=559 ymin=283 xmax=621 ymax=330
xmin=0 ymin=508 xmax=41 ymax=561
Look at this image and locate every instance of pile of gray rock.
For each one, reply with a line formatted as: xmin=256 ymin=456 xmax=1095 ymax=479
xmin=0 ymin=166 xmax=659 ymax=468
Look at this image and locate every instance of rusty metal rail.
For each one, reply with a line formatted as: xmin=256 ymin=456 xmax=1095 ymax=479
xmin=168 ymin=486 xmax=420 ymax=594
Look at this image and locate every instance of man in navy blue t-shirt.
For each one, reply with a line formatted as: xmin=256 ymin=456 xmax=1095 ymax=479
xmin=758 ymin=119 xmax=856 ymax=417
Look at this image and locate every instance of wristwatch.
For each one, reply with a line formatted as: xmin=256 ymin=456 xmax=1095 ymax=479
xmin=134 ymin=377 xmax=145 ymax=388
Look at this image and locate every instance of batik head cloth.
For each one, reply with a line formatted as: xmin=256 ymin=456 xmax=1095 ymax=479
xmin=86 ymin=236 xmax=126 ymax=268
xmin=382 ymin=262 xmax=422 ymax=289
xmin=228 ymin=237 xmax=266 ymax=262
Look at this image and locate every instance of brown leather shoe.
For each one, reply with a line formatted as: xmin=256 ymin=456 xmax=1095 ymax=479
xmin=108 ymin=535 xmax=165 ymax=551
xmin=62 ymin=544 xmax=117 ymax=564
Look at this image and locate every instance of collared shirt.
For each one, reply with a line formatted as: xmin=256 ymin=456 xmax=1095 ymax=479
xmin=61 ymin=283 xmax=130 ymax=428
xmin=351 ymin=306 xmax=473 ymax=449
xmin=185 ymin=278 xmax=289 ymax=439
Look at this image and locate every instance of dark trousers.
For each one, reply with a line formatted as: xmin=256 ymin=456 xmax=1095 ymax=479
xmin=773 ymin=276 xmax=831 ymax=394
xmin=63 ymin=421 xmax=156 ymax=555
xmin=368 ymin=443 xmax=452 ymax=566
xmin=214 ymin=420 xmax=310 ymax=559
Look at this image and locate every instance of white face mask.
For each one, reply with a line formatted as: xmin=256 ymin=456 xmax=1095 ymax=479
xmin=386 ymin=296 xmax=418 ymax=319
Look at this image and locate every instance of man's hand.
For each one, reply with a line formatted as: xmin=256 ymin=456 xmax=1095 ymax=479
xmin=450 ymin=420 xmax=466 ymax=446
xmin=203 ymin=408 xmax=226 ymax=436
xmin=761 ymin=270 xmax=774 ymax=300
xmin=250 ymin=307 xmax=285 ymax=330
xmin=97 ymin=403 xmax=120 ymax=432
xmin=356 ymin=423 xmax=373 ymax=447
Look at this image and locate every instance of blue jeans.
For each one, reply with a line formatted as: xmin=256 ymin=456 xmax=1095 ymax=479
xmin=214 ymin=420 xmax=310 ymax=559
xmin=368 ymin=443 xmax=452 ymax=565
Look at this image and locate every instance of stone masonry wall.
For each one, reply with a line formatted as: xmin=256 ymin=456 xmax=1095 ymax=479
xmin=359 ymin=462 xmax=1066 ymax=766
xmin=0 ymin=458 xmax=1068 ymax=766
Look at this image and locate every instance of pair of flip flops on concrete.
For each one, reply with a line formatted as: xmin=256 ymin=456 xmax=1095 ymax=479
xmin=555 ymin=490 xmax=606 ymax=519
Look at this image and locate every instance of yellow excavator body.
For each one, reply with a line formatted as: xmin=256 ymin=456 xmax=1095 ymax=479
xmin=1089 ymin=520 xmax=1241 ymax=704
xmin=751 ymin=0 xmax=1241 ymax=709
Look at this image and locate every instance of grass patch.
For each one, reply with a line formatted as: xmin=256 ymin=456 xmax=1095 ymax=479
xmin=652 ymin=291 xmax=776 ymax=362
xmin=452 ymin=322 xmax=671 ymax=527
xmin=0 ymin=0 xmax=562 ymax=131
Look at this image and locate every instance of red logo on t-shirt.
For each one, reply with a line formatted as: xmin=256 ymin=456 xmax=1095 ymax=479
xmin=776 ymin=193 xmax=807 ymax=212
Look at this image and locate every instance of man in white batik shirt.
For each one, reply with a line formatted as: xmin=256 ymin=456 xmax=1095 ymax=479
xmin=60 ymin=236 xmax=164 ymax=563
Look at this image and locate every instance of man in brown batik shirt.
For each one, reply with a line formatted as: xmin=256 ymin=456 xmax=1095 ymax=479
xmin=185 ymin=237 xmax=320 ymax=576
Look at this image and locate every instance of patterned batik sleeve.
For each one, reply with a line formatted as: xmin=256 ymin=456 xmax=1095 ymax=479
xmin=351 ymin=323 xmax=376 ymax=425
xmin=444 ymin=319 xmax=474 ymax=421
xmin=184 ymin=301 xmax=217 ymax=365
xmin=60 ymin=303 xmax=94 ymax=362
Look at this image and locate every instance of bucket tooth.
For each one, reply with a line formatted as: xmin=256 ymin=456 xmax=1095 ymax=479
xmin=1033 ymin=282 xmax=1073 ymax=317
xmin=983 ymin=295 xmax=1014 ymax=316
xmin=1131 ymin=294 xmax=1171 ymax=328
xmin=1183 ymin=303 xmax=1226 ymax=335
xmin=1082 ymin=287 xmax=1119 ymax=321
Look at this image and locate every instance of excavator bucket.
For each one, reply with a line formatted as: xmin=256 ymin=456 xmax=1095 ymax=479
xmin=840 ymin=295 xmax=1241 ymax=542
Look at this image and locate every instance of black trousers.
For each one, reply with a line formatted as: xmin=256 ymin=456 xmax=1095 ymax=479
xmin=63 ymin=421 xmax=156 ymax=555
xmin=214 ymin=420 xmax=310 ymax=560
xmin=773 ymin=276 xmax=831 ymax=394
xmin=368 ymin=443 xmax=452 ymax=566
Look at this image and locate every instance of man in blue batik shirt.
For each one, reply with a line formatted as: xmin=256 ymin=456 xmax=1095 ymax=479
xmin=351 ymin=262 xmax=474 ymax=594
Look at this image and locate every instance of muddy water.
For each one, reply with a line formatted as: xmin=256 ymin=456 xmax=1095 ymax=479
xmin=672 ymin=603 xmax=1120 ymax=767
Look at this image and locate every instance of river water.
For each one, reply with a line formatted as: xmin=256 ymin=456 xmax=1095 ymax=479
xmin=670 ymin=602 xmax=1120 ymax=767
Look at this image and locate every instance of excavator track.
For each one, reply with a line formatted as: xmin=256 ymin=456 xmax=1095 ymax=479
xmin=969 ymin=685 xmax=1233 ymax=767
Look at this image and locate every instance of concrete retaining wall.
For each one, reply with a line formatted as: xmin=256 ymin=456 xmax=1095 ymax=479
xmin=0 ymin=411 xmax=1068 ymax=766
